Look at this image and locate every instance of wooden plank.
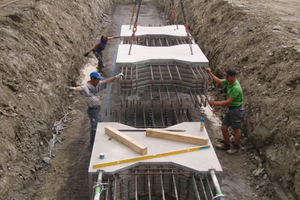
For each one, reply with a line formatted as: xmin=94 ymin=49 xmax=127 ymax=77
xmin=93 ymin=145 xmax=210 ymax=168
xmin=105 ymin=126 xmax=147 ymax=155
xmin=146 ymin=128 xmax=208 ymax=145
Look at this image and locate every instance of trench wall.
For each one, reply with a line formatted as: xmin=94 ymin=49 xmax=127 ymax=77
xmin=0 ymin=0 xmax=113 ymax=198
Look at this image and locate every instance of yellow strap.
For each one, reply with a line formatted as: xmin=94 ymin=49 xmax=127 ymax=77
xmin=93 ymin=145 xmax=210 ymax=168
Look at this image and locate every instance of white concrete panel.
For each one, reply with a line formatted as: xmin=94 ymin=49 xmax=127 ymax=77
xmin=116 ymin=44 xmax=209 ymax=66
xmin=121 ymin=25 xmax=187 ymax=37
xmin=88 ymin=122 xmax=222 ymax=174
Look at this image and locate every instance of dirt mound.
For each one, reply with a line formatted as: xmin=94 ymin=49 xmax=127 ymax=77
xmin=156 ymin=0 xmax=300 ymax=199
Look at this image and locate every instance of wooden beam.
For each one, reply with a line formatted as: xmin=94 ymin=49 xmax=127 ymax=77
xmin=93 ymin=145 xmax=210 ymax=168
xmin=146 ymin=128 xmax=208 ymax=145
xmin=105 ymin=126 xmax=147 ymax=155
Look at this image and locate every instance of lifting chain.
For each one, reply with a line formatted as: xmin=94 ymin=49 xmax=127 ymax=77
xmin=129 ymin=0 xmax=142 ymax=55
xmin=129 ymin=0 xmax=138 ymax=29
xmin=171 ymin=0 xmax=178 ymax=29
xmin=180 ymin=0 xmax=193 ymax=55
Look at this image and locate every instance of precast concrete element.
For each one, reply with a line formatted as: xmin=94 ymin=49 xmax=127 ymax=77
xmin=116 ymin=44 xmax=208 ymax=65
xmin=121 ymin=25 xmax=187 ymax=38
xmin=88 ymin=122 xmax=223 ymax=199
xmin=115 ymin=25 xmax=211 ymax=115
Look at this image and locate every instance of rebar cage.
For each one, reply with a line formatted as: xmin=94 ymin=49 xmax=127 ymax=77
xmin=92 ymin=164 xmax=221 ymax=200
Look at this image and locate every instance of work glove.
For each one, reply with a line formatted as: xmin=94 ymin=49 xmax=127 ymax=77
xmin=115 ymin=73 xmax=124 ymax=79
xmin=84 ymin=52 xmax=89 ymax=57
xmin=68 ymin=87 xmax=76 ymax=91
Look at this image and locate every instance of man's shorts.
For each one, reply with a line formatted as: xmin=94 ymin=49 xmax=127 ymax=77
xmin=222 ymin=106 xmax=245 ymax=129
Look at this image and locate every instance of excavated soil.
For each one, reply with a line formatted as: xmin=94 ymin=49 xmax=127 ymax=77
xmin=0 ymin=0 xmax=299 ymax=199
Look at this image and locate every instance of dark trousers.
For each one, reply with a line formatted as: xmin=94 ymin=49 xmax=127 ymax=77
xmin=87 ymin=107 xmax=101 ymax=146
xmin=93 ymin=50 xmax=103 ymax=73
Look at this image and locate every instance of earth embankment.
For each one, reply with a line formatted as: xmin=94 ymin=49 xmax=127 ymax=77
xmin=155 ymin=0 xmax=300 ymax=198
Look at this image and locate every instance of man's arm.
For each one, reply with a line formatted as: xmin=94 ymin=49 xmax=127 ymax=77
xmin=206 ymin=68 xmax=223 ymax=85
xmin=107 ymin=36 xmax=120 ymax=40
xmin=87 ymin=41 xmax=101 ymax=53
xmin=210 ymin=96 xmax=234 ymax=106
xmin=105 ymin=73 xmax=124 ymax=84
xmin=106 ymin=77 xmax=116 ymax=84
xmin=69 ymin=86 xmax=82 ymax=92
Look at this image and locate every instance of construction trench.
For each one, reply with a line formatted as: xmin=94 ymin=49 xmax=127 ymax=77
xmin=1 ymin=0 xmax=300 ymax=199
xmin=87 ymin=2 xmax=225 ymax=200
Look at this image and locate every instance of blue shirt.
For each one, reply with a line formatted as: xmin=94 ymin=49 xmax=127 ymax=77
xmin=93 ymin=38 xmax=107 ymax=52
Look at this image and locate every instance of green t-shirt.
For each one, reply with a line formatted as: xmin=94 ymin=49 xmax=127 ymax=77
xmin=222 ymin=79 xmax=243 ymax=107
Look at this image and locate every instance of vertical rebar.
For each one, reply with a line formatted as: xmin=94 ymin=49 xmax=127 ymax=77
xmin=166 ymin=85 xmax=172 ymax=108
xmin=199 ymin=175 xmax=209 ymax=200
xmin=125 ymin=66 xmax=128 ymax=89
xmin=158 ymin=65 xmax=163 ymax=86
xmin=135 ymin=65 xmax=138 ymax=90
xmin=167 ymin=64 xmax=173 ymax=86
xmin=165 ymin=110 xmax=169 ymax=127
xmin=192 ymin=175 xmax=201 ymax=200
xmin=148 ymin=170 xmax=152 ymax=200
xmin=105 ymin=178 xmax=110 ymax=200
xmin=150 ymin=64 xmax=154 ymax=85
xmin=160 ymin=170 xmax=166 ymax=200
xmin=150 ymin=85 xmax=153 ymax=108
xmin=133 ymin=109 xmax=136 ymax=127
xmin=160 ymin=109 xmax=165 ymax=127
xmin=158 ymin=86 xmax=163 ymax=108
xmin=189 ymin=89 xmax=197 ymax=108
xmin=187 ymin=109 xmax=193 ymax=122
xmin=172 ymin=173 xmax=179 ymax=200
xmin=165 ymin=38 xmax=169 ymax=46
xmin=175 ymin=64 xmax=182 ymax=87
xmin=205 ymin=174 xmax=214 ymax=198
xmin=114 ymin=175 xmax=117 ymax=200
xmin=179 ymin=108 xmax=184 ymax=122
xmin=190 ymin=65 xmax=198 ymax=88
xmin=135 ymin=170 xmax=138 ymax=200
xmin=131 ymin=65 xmax=133 ymax=89
xmin=174 ymin=86 xmax=182 ymax=108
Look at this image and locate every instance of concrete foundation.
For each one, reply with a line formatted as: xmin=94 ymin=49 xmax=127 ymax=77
xmin=88 ymin=122 xmax=222 ymax=197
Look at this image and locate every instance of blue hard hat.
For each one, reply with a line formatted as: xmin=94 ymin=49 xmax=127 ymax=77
xmin=90 ymin=71 xmax=103 ymax=79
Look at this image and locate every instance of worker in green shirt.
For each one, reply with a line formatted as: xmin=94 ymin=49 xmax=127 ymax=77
xmin=206 ymin=68 xmax=245 ymax=154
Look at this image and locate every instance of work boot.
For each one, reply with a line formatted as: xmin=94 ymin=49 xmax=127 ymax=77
xmin=215 ymin=143 xmax=230 ymax=151
xmin=226 ymin=144 xmax=240 ymax=155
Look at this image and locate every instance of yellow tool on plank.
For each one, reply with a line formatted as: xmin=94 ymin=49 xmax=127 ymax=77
xmin=93 ymin=145 xmax=210 ymax=168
